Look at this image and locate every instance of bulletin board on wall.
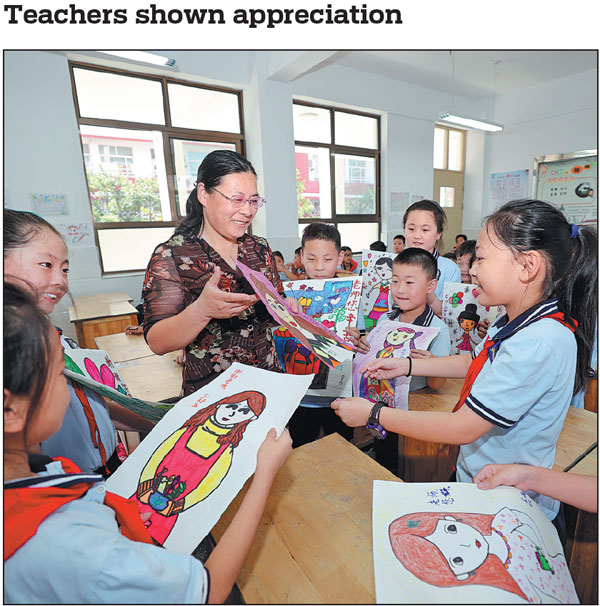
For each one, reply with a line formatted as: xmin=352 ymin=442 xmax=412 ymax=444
xmin=532 ymin=149 xmax=597 ymax=226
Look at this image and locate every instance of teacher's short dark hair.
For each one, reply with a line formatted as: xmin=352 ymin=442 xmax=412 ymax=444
xmin=176 ymin=150 xmax=257 ymax=239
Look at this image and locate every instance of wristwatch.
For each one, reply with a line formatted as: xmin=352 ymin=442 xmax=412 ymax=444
xmin=366 ymin=402 xmax=388 ymax=439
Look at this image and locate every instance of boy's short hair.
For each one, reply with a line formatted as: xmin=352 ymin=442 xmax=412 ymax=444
xmin=301 ymin=223 xmax=341 ymax=252
xmin=393 ymin=234 xmax=405 ymax=244
xmin=393 ymin=248 xmax=437 ymax=281
xmin=455 ymin=233 xmax=467 ymax=242
xmin=294 ymin=246 xmax=302 ymax=256
xmin=340 ymin=246 xmax=352 ymax=254
xmin=370 ymin=240 xmax=387 ymax=252
xmin=442 ymin=251 xmax=457 ymax=261
xmin=272 ymin=250 xmax=284 ymax=261
xmin=456 ymin=239 xmax=476 ymax=266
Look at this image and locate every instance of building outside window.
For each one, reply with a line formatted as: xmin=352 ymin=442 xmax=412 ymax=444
xmin=70 ymin=63 xmax=244 ymax=273
xmin=293 ymin=101 xmax=380 ymax=252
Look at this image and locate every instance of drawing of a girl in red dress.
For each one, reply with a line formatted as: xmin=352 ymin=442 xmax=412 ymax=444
xmin=365 ymin=257 xmax=393 ymax=331
xmin=456 ymin=303 xmax=480 ymax=354
xmin=133 ymin=390 xmax=265 ymax=545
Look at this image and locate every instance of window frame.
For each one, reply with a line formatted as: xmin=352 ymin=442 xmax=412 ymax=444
xmin=433 ymin=124 xmax=466 ymax=173
xmin=294 ymin=100 xmax=381 ymax=237
xmin=69 ymin=61 xmax=245 ymax=274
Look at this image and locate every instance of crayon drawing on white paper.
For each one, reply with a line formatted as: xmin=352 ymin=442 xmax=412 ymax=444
xmin=360 ymin=250 xmax=396 ymax=332
xmin=372 ymin=481 xmax=578 ymax=604
xmin=106 ymin=363 xmax=313 ymax=553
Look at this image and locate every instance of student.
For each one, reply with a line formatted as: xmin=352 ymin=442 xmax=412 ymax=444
xmin=3 ymin=281 xmax=292 ymax=604
xmin=370 ymin=240 xmax=387 ymax=252
xmin=284 ymin=246 xmax=305 ymax=279
xmin=392 ymin=234 xmax=405 ymax=254
xmin=339 ymin=245 xmax=359 ymax=275
xmin=287 ymin=223 xmax=354 ymax=448
xmin=3 ymin=209 xmax=152 ymax=476
xmin=346 ymin=249 xmax=451 ymax=472
xmin=403 ymin=200 xmax=461 ymax=316
xmin=273 ymin=250 xmax=296 ymax=282
xmin=474 ymin=463 xmax=597 ymax=513
xmin=456 ymin=239 xmax=476 ymax=284
xmin=332 ymin=199 xmax=597 ymax=521
xmin=453 ymin=233 xmax=467 ymax=251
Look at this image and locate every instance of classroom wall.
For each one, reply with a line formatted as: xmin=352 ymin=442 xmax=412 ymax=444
xmin=4 ymin=51 xmax=596 ymax=338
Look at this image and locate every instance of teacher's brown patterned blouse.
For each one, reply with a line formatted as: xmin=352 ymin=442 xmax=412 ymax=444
xmin=143 ymin=232 xmax=283 ymax=397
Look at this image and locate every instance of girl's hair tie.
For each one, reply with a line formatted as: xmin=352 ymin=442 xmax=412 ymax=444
xmin=570 ymin=223 xmax=580 ymax=239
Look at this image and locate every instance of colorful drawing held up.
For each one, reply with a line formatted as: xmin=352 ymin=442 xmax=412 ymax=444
xmin=352 ymin=319 xmax=439 ymax=410
xmin=441 ymin=282 xmax=505 ymax=355
xmin=106 ymin=363 xmax=313 ymax=553
xmin=360 ymin=250 xmax=396 ymax=332
xmin=237 ymin=260 xmax=356 ymax=370
xmin=372 ymin=481 xmax=578 ymax=604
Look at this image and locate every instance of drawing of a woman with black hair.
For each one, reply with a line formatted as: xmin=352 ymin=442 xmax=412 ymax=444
xmin=456 ymin=303 xmax=480 ymax=354
xmin=365 ymin=257 xmax=394 ymax=331
xmin=133 ymin=390 xmax=265 ymax=545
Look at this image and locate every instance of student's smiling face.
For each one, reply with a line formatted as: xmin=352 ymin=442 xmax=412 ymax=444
xmin=301 ymin=239 xmax=343 ymax=280
xmin=214 ymin=400 xmax=257 ymax=426
xmin=404 ymin=210 xmax=442 ymax=253
xmin=390 ymin=262 xmax=435 ymax=313
xmin=4 ymin=230 xmax=69 ymax=314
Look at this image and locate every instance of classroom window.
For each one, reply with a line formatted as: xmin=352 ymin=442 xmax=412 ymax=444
xmin=433 ymin=126 xmax=465 ymax=171
xmin=71 ymin=63 xmax=244 ymax=274
xmin=294 ymin=101 xmax=380 ymax=251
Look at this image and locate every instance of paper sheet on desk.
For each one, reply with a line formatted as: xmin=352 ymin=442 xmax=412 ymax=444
xmin=106 ymin=363 xmax=313 ymax=553
xmin=63 ymin=347 xmax=172 ymax=422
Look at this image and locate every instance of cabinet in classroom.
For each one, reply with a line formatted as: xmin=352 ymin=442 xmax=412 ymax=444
xmin=68 ymin=292 xmax=138 ymax=349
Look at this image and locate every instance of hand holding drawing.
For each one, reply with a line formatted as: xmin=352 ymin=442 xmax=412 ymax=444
xmin=410 ymin=348 xmax=434 ymax=359
xmin=192 ymin=266 xmax=259 ymax=321
xmin=345 ymin=326 xmax=370 ymax=354
xmin=331 ymin=397 xmax=371 ymax=427
xmin=360 ymin=357 xmax=409 ymax=380
xmin=256 ymin=428 xmax=292 ymax=477
xmin=474 ymin=463 xmax=598 ymax=513
xmin=477 ymin=318 xmax=490 ymax=340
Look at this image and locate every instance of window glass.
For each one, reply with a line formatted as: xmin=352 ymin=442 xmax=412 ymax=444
xmin=295 ymin=145 xmax=332 ymax=219
xmin=81 ymin=125 xmax=171 ymax=223
xmin=293 ymin=105 xmax=331 ymax=144
xmin=334 ymin=154 xmax=376 ymax=215
xmin=168 ymin=83 xmax=241 ymax=133
xmin=73 ymin=67 xmax=165 ymax=124
xmin=334 ymin=111 xmax=378 ymax=149
xmin=171 ymin=139 xmax=237 ymax=216
xmin=448 ymin=129 xmax=464 ymax=171
xmin=433 ymin=127 xmax=446 ymax=169
xmin=337 ymin=222 xmax=379 ymax=252
xmin=97 ymin=227 xmax=175 ymax=272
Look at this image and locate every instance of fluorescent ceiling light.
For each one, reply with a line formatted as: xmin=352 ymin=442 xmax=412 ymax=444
xmin=97 ymin=51 xmax=175 ymax=67
xmin=438 ymin=112 xmax=503 ymax=132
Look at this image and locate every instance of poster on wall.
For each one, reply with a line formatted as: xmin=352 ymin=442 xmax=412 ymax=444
xmin=30 ymin=193 xmax=69 ymax=215
xmin=372 ymin=481 xmax=578 ymax=604
xmin=106 ymin=363 xmax=313 ymax=553
xmin=490 ymin=170 xmax=529 ymax=208
xmin=533 ymin=151 xmax=597 ymax=225
xmin=56 ymin=222 xmax=93 ymax=246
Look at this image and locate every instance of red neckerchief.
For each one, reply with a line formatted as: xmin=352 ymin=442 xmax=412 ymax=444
xmin=4 ymin=457 xmax=152 ymax=560
xmin=453 ymin=307 xmax=576 ymax=413
xmin=56 ymin=327 xmax=108 ymax=468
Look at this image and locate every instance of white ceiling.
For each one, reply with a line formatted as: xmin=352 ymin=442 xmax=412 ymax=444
xmin=317 ymin=50 xmax=597 ymax=99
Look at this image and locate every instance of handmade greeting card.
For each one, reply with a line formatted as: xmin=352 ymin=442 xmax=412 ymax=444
xmin=352 ymin=319 xmax=439 ymax=410
xmin=360 ymin=250 xmax=396 ymax=332
xmin=372 ymin=481 xmax=578 ymax=604
xmin=237 ymin=261 xmax=355 ymax=369
xmin=62 ymin=345 xmax=170 ymax=422
xmin=274 ymin=276 xmax=362 ymax=398
xmin=442 ymin=282 xmax=505 ymax=355
xmin=106 ymin=363 xmax=313 ymax=553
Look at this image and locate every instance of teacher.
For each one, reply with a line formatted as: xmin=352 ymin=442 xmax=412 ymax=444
xmin=143 ymin=150 xmax=283 ymax=396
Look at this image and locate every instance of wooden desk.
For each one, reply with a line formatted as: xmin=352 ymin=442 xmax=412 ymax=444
xmin=118 ymin=353 xmax=182 ymax=402
xmin=69 ymin=295 xmax=139 ymax=349
xmin=212 ymin=433 xmax=399 ymax=604
xmin=95 ymin=333 xmax=155 ymax=363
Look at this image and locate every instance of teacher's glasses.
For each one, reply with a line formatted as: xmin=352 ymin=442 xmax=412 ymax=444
xmin=213 ymin=188 xmax=266 ymax=209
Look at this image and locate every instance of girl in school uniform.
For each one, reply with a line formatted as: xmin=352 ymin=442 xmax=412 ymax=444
xmin=3 ymin=281 xmax=292 ymax=604
xmin=3 ymin=209 xmax=152 ymax=476
xmin=403 ymin=199 xmax=461 ymax=316
xmin=332 ymin=199 xmax=597 ymax=521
